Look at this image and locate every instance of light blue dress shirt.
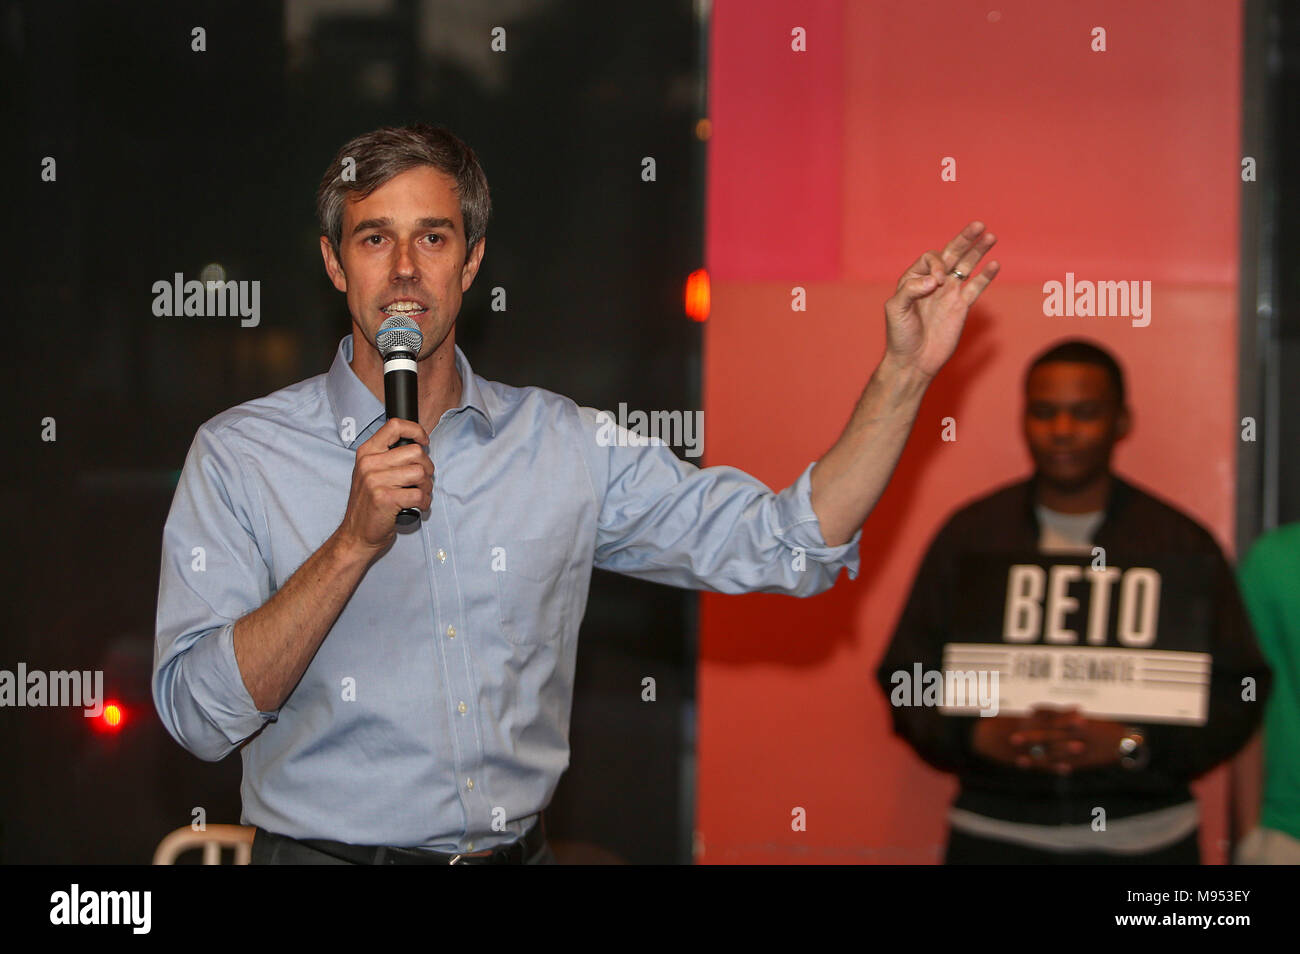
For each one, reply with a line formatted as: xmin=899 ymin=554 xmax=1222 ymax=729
xmin=152 ymin=334 xmax=862 ymax=851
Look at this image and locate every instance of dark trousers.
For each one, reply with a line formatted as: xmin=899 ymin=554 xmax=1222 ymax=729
xmin=945 ymin=827 xmax=1201 ymax=864
xmin=250 ymin=827 xmax=558 ymax=865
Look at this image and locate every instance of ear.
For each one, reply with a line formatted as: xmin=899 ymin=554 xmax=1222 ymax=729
xmin=320 ymin=235 xmax=347 ymax=293
xmin=1115 ymin=405 xmax=1132 ymax=441
xmin=461 ymin=236 xmax=485 ymax=292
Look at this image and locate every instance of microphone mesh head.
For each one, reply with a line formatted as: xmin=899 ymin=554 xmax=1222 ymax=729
xmin=377 ymin=314 xmax=423 ymax=358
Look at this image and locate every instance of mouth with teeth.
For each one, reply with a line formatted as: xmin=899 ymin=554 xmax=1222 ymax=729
xmin=381 ymin=299 xmax=428 ymax=320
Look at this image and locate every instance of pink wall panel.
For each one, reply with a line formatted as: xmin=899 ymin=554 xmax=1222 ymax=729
xmin=706 ymin=0 xmax=843 ymax=281
xmin=699 ymin=0 xmax=1244 ymax=864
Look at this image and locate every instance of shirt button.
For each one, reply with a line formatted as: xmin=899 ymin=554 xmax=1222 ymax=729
xmin=467 ymin=841 xmax=474 ymax=850
xmin=437 ymin=548 xmax=447 ymax=563
xmin=466 ymin=778 xmax=474 ymax=790
xmin=447 ymin=624 xmax=456 ymax=638
xmin=457 ymin=701 xmax=467 ymax=714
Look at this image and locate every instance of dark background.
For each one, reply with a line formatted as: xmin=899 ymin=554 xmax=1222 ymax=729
xmin=1 ymin=0 xmax=706 ymax=863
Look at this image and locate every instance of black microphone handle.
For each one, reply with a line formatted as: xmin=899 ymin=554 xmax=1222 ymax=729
xmin=384 ymin=360 xmax=422 ymax=526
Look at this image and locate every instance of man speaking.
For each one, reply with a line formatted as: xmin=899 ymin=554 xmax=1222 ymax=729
xmin=152 ymin=123 xmax=998 ymax=864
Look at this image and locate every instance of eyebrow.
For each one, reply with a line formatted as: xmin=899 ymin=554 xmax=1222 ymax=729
xmin=350 ymin=216 xmax=457 ymax=236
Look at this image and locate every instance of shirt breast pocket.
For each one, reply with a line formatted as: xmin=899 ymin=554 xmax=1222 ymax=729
xmin=493 ymin=535 xmax=570 ymax=645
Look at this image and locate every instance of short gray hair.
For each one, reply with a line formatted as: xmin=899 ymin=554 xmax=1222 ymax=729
xmin=316 ymin=123 xmax=491 ymax=265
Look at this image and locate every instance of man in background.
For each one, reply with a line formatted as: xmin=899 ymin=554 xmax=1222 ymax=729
xmin=877 ymin=339 xmax=1270 ymax=863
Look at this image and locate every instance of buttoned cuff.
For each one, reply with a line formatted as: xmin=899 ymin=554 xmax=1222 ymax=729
xmin=187 ymin=621 xmax=279 ymax=744
xmin=773 ymin=461 xmax=863 ymax=581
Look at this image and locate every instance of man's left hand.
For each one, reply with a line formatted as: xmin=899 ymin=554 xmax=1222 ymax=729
xmin=884 ymin=221 xmax=1000 ymax=379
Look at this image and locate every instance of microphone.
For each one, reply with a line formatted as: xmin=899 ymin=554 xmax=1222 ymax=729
xmin=376 ymin=314 xmax=424 ymax=526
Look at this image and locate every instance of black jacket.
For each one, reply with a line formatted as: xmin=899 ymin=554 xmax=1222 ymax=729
xmin=875 ymin=473 xmax=1271 ymax=825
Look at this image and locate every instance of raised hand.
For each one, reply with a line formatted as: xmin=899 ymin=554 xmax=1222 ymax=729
xmin=883 ymin=221 xmax=1000 ymax=379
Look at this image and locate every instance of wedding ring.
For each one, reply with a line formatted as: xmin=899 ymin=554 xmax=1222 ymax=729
xmin=950 ymin=268 xmax=968 ymax=280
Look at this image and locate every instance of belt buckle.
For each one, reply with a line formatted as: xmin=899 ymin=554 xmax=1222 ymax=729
xmin=447 ymin=819 xmax=539 ymax=865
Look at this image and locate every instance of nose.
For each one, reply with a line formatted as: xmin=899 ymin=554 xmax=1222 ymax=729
xmin=391 ymin=239 xmax=419 ymax=282
xmin=1049 ymin=410 xmax=1076 ymax=439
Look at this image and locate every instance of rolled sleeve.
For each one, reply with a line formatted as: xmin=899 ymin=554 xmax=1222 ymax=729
xmin=578 ymin=405 xmax=861 ymax=596
xmin=771 ymin=461 xmax=863 ymax=581
xmin=153 ymin=423 xmax=278 ymax=762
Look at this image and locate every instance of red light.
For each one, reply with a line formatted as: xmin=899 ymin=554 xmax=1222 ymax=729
xmin=100 ymin=701 xmax=126 ymax=732
xmin=685 ymin=269 xmax=710 ymax=322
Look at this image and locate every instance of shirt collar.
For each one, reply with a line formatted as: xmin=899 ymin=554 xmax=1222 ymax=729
xmin=325 ymin=333 xmax=495 ymax=447
xmin=1022 ymin=470 xmax=1132 ymax=538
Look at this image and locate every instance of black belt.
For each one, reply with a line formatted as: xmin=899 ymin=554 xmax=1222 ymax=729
xmin=262 ymin=816 xmax=547 ymax=865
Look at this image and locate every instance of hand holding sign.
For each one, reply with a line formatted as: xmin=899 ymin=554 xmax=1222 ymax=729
xmin=974 ymin=706 xmax=1129 ymax=775
xmin=973 ymin=709 xmax=1072 ymax=772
